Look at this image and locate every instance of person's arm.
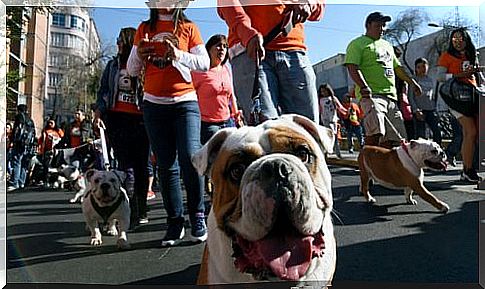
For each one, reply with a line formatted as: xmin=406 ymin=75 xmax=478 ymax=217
xmin=217 ymin=0 xmax=260 ymax=48
xmin=346 ymin=64 xmax=371 ymax=98
xmin=170 ymin=43 xmax=210 ymax=72
xmin=96 ymin=62 xmax=111 ymax=116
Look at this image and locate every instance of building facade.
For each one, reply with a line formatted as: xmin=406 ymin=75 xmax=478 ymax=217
xmin=45 ymin=6 xmax=100 ymax=124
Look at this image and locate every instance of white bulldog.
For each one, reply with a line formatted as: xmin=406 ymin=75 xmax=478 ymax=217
xmin=191 ymin=114 xmax=336 ymax=286
xmin=81 ymin=169 xmax=131 ymax=250
xmin=358 ymin=139 xmax=449 ymax=213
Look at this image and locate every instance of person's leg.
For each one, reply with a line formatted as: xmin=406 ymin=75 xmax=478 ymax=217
xmin=231 ymin=52 xmax=278 ymax=123
xmin=415 ymin=118 xmax=426 ymax=139
xmin=425 ymin=110 xmax=442 ymax=145
xmin=382 ymin=97 xmax=406 ymax=147
xmin=355 ymin=125 xmax=365 ymax=148
xmin=8 ymin=148 xmax=23 ymax=189
xmin=458 ymin=115 xmax=480 ymax=182
xmin=276 ymin=51 xmax=319 ymax=124
xmin=175 ymin=101 xmax=207 ymax=242
xmin=346 ymin=123 xmax=354 ymax=152
xmin=360 ymin=97 xmax=386 ymax=146
xmin=446 ymin=113 xmax=463 ymax=163
xmin=133 ymin=115 xmax=150 ymax=222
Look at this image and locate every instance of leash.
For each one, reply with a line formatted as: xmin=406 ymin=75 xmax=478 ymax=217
xmin=97 ymin=123 xmax=111 ymax=171
xmin=248 ymin=10 xmax=294 ymax=126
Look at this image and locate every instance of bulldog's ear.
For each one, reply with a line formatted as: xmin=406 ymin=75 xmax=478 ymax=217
xmin=192 ymin=128 xmax=237 ymax=176
xmin=85 ymin=169 xmax=97 ymax=183
xmin=113 ymin=170 xmax=127 ymax=183
xmin=410 ymin=139 xmax=418 ymax=148
xmin=281 ymin=114 xmax=335 ymax=154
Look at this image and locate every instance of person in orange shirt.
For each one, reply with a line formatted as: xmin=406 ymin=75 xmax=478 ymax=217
xmin=95 ymin=27 xmax=150 ymax=229
xmin=341 ymin=94 xmax=364 ymax=153
xmin=217 ymin=0 xmax=324 ymax=124
xmin=437 ymin=28 xmax=481 ymax=183
xmin=127 ymin=3 xmax=210 ymax=246
xmin=38 ymin=118 xmax=64 ymax=186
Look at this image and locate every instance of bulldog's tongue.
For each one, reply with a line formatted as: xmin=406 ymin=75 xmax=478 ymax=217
xmin=236 ymin=233 xmax=321 ymax=280
xmin=257 ymin=235 xmax=313 ymax=280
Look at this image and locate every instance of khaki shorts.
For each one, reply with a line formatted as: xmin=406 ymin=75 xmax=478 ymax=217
xmin=359 ymin=94 xmax=406 ymax=143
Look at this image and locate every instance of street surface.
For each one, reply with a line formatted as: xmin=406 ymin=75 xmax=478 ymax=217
xmin=5 ymin=159 xmax=485 ymax=288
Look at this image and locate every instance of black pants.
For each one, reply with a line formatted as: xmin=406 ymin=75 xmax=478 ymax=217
xmin=105 ymin=111 xmax=150 ymax=223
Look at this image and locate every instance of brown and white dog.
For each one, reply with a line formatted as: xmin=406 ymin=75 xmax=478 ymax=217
xmin=191 ymin=114 xmax=336 ymax=286
xmin=358 ymin=139 xmax=449 ymax=213
xmin=81 ymin=169 xmax=131 ymax=250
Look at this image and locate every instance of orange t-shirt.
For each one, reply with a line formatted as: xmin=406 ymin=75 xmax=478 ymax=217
xmin=134 ymin=20 xmax=204 ymax=97
xmin=437 ymin=52 xmax=477 ymax=86
xmin=218 ymin=3 xmax=324 ymax=51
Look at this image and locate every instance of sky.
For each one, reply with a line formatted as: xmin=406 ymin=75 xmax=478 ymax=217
xmin=90 ymin=2 xmax=481 ymax=64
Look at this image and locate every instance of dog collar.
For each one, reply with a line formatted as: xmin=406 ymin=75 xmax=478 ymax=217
xmin=400 ymin=141 xmax=420 ymax=169
xmin=90 ymin=193 xmax=124 ymax=223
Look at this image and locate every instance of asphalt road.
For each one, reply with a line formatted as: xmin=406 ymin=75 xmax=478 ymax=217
xmin=5 ymin=164 xmax=485 ymax=288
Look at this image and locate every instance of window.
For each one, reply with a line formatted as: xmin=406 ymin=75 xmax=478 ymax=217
xmin=49 ymin=73 xmax=63 ymax=87
xmin=52 ymin=13 xmax=66 ymax=27
xmin=70 ymin=15 xmax=86 ymax=31
xmin=51 ymin=32 xmax=66 ymax=47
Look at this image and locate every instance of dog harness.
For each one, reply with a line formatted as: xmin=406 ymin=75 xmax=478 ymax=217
xmin=89 ymin=192 xmax=124 ymax=223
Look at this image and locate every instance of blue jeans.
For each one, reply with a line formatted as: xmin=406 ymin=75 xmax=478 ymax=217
xmin=201 ymin=120 xmax=231 ymax=145
xmin=231 ymin=50 xmax=319 ymax=124
xmin=143 ymin=101 xmax=205 ymax=221
xmin=9 ymin=147 xmax=28 ymax=188
xmin=346 ymin=123 xmax=364 ymax=150
xmin=415 ymin=110 xmax=442 ymax=145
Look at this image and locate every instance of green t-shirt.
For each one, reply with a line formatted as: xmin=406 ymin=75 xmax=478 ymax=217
xmin=345 ymin=35 xmax=400 ymax=100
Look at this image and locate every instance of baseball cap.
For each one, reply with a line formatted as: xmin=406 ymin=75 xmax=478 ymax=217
xmin=365 ymin=12 xmax=391 ymax=26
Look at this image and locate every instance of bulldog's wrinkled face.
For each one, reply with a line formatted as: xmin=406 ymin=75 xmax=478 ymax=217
xmin=85 ymin=169 xmax=126 ymax=205
xmin=192 ymin=114 xmax=334 ymax=281
xmin=407 ymin=139 xmax=447 ymax=171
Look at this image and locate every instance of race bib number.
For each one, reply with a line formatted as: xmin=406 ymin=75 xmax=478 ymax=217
xmin=384 ymin=68 xmax=394 ymax=77
xmin=118 ymin=92 xmax=136 ymax=104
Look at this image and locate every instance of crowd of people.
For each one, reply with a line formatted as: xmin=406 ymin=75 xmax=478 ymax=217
xmin=4 ymin=6 xmax=484 ymax=249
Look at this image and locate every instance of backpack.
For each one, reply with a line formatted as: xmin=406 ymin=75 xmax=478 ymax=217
xmin=13 ymin=112 xmax=36 ymax=151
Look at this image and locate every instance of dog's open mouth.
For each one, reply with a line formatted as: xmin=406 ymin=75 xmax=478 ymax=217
xmin=424 ymin=159 xmax=447 ymax=171
xmin=232 ymin=229 xmax=325 ymax=281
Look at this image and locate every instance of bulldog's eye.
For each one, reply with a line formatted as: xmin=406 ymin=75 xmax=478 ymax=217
xmin=431 ymin=149 xmax=438 ymax=155
xmin=229 ymin=163 xmax=247 ymax=183
xmin=295 ymin=146 xmax=313 ymax=163
xmin=94 ymin=178 xmax=100 ymax=184
xmin=109 ymin=178 xmax=116 ymax=183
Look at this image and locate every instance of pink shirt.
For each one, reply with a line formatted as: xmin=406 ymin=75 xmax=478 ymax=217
xmin=192 ymin=64 xmax=234 ymax=123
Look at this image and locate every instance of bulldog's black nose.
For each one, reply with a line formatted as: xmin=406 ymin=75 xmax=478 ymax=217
xmin=100 ymin=183 xmax=110 ymax=191
xmin=261 ymin=160 xmax=292 ymax=180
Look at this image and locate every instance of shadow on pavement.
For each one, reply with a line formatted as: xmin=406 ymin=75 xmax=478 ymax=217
xmin=127 ymin=264 xmax=200 ymax=285
xmin=334 ymin=201 xmax=480 ymax=283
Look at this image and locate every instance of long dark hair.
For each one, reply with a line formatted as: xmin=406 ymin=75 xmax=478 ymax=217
xmin=144 ymin=8 xmax=191 ymax=33
xmin=118 ymin=27 xmax=136 ymax=64
xmin=318 ymin=83 xmax=335 ymax=98
xmin=447 ymin=28 xmax=477 ymax=65
xmin=205 ymin=34 xmax=229 ymax=65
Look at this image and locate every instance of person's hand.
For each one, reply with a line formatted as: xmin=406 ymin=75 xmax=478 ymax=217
xmin=286 ymin=3 xmax=312 ymax=24
xmin=360 ymin=86 xmax=372 ymax=98
xmin=164 ymin=37 xmax=181 ymax=61
xmin=246 ymin=34 xmax=265 ymax=61
xmin=93 ymin=110 xmax=105 ymax=131
xmin=137 ymin=34 xmax=155 ymax=61
xmin=415 ymin=111 xmax=425 ymax=121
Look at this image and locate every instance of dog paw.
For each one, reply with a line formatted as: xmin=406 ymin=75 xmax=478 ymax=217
xmin=90 ymin=237 xmax=102 ymax=246
xmin=407 ymin=199 xmax=418 ymax=205
xmin=439 ymin=203 xmax=449 ymax=214
xmin=117 ymin=239 xmax=131 ymax=250
xmin=69 ymin=198 xmax=77 ymax=203
xmin=366 ymin=196 xmax=376 ymax=203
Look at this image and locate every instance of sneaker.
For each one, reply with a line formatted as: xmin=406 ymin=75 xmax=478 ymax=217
xmin=460 ymin=168 xmax=483 ymax=183
xmin=139 ymin=218 xmax=149 ymax=224
xmin=7 ymin=185 xmax=17 ymax=192
xmin=161 ymin=217 xmax=185 ymax=247
xmin=349 ymin=148 xmax=354 ymax=154
xmin=146 ymin=190 xmax=156 ymax=200
xmin=190 ymin=213 xmax=207 ymax=243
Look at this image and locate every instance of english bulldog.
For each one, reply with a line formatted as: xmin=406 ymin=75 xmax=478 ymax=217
xmin=358 ymin=139 xmax=449 ymax=213
xmin=191 ymin=114 xmax=336 ymax=286
xmin=81 ymin=169 xmax=131 ymax=250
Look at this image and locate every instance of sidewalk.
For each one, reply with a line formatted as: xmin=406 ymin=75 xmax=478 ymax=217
xmin=326 ymin=149 xmax=485 ymax=194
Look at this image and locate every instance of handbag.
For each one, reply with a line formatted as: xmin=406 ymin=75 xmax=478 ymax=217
xmin=439 ymin=78 xmax=481 ymax=117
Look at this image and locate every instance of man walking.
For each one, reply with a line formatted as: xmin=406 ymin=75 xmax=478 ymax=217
xmin=8 ymin=104 xmax=36 ymax=191
xmin=344 ymin=12 xmax=422 ymax=147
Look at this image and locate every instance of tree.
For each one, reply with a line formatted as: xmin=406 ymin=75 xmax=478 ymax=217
xmin=383 ymin=8 xmax=430 ymax=74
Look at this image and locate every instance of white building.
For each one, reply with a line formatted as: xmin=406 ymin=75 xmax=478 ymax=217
xmin=45 ymin=6 xmax=101 ymax=123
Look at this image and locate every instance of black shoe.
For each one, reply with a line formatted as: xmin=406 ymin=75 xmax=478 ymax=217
xmin=189 ymin=213 xmax=207 ymax=243
xmin=161 ymin=217 xmax=185 ymax=247
xmin=460 ymin=168 xmax=482 ymax=183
